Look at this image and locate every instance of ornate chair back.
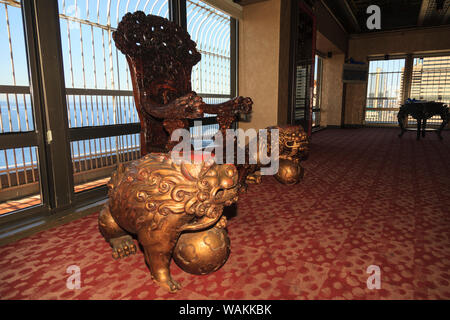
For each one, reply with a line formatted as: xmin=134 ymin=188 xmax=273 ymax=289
xmin=113 ymin=12 xmax=201 ymax=154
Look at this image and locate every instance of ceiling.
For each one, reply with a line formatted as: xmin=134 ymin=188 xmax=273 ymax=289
xmin=322 ymin=0 xmax=450 ymax=33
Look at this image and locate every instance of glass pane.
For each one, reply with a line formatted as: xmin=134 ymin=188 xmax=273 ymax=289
xmin=187 ymin=0 xmax=232 ymax=141
xmin=294 ymin=6 xmax=314 ymax=125
xmin=58 ymin=0 xmax=169 ymax=91
xmin=0 ymin=1 xmax=42 ymax=214
xmin=312 ymin=55 xmax=322 ymax=127
xmin=365 ymin=58 xmax=405 ymax=124
xmin=58 ymin=1 xmax=167 ymax=191
xmin=0 ymin=1 xmax=35 ymax=133
xmin=0 ymin=147 xmax=42 ymax=215
xmin=187 ymin=0 xmax=231 ymax=96
xmin=65 ymin=94 xmax=138 ymax=128
xmin=58 ymin=0 xmax=169 ymax=129
xmin=71 ymin=133 xmax=140 ymax=193
xmin=410 ymin=55 xmax=450 ymax=126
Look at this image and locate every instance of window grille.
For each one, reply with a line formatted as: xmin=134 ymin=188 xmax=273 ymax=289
xmin=410 ymin=55 xmax=450 ymax=125
xmin=0 ymin=0 xmax=237 ymax=216
xmin=58 ymin=0 xmax=169 ymax=192
xmin=312 ymin=55 xmax=322 ymax=128
xmin=364 ymin=58 xmax=405 ymax=125
xmin=0 ymin=0 xmax=42 ymax=211
xmin=187 ymin=0 xmax=232 ymax=140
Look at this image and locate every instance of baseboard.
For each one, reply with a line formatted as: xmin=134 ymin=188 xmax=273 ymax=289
xmin=322 ymin=124 xmax=403 ymax=129
xmin=341 ymin=124 xmax=364 ymax=129
xmin=312 ymin=126 xmax=326 ymax=133
xmin=320 ymin=125 xmax=363 ymax=129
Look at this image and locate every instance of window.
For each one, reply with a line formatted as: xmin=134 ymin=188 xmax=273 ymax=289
xmin=290 ymin=1 xmax=316 ymax=134
xmin=0 ymin=0 xmax=238 ymax=223
xmin=0 ymin=0 xmax=43 ymax=215
xmin=364 ymin=58 xmax=405 ymax=124
xmin=312 ymin=55 xmax=323 ymax=128
xmin=187 ymin=0 xmax=233 ymax=143
xmin=58 ymin=0 xmax=170 ymax=192
xmin=410 ymin=55 xmax=450 ymax=125
xmin=411 ymin=55 xmax=450 ymax=104
xmin=364 ymin=55 xmax=450 ymax=127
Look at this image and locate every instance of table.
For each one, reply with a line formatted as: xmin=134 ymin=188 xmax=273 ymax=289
xmin=397 ymin=101 xmax=449 ymax=140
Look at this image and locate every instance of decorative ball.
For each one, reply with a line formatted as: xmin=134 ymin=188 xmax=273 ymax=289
xmin=173 ymin=227 xmax=230 ymax=275
xmin=275 ymin=159 xmax=304 ymax=185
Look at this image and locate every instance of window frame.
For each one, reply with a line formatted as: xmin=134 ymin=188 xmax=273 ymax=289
xmin=363 ymin=52 xmax=450 ymax=127
xmin=363 ymin=55 xmax=408 ymax=126
xmin=312 ymin=54 xmax=323 ymax=129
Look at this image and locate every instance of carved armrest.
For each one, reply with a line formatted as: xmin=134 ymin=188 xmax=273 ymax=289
xmin=202 ymin=96 xmax=253 ymax=116
xmin=140 ymin=92 xmax=204 ymax=120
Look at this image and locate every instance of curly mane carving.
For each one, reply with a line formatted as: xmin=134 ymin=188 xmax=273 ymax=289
xmin=270 ymin=125 xmax=309 ymax=161
xmin=107 ymin=153 xmax=234 ymax=232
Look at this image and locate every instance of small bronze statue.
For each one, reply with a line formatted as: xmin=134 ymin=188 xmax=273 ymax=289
xmin=242 ymin=124 xmax=309 ymax=186
xmin=273 ymin=124 xmax=309 ymax=184
xmin=98 ymin=153 xmax=239 ymax=292
xmin=173 ymin=225 xmax=230 ymax=276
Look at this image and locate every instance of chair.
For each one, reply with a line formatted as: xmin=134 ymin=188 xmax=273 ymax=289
xmin=113 ymin=11 xmax=253 ymax=155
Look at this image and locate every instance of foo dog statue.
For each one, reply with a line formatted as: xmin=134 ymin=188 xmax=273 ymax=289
xmin=243 ymin=124 xmax=309 ymax=186
xmin=98 ymin=153 xmax=239 ymax=292
xmin=113 ymin=12 xmax=253 ymax=155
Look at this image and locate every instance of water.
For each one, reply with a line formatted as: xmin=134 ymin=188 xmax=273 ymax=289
xmin=0 ymin=100 xmax=139 ymax=171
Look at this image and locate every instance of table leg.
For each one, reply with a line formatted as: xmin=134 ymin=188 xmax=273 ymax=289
xmin=437 ymin=114 xmax=448 ymax=140
xmin=422 ymin=119 xmax=427 ymax=138
xmin=416 ymin=119 xmax=421 ymax=140
xmin=398 ymin=114 xmax=406 ymax=138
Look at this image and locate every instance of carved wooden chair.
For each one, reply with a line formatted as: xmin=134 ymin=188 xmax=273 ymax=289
xmin=113 ymin=11 xmax=253 ymax=155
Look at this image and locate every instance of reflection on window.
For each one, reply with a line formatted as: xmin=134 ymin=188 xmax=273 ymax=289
xmin=312 ymin=55 xmax=322 ymax=128
xmin=409 ymin=55 xmax=450 ymax=126
xmin=0 ymin=1 xmax=35 ymax=133
xmin=411 ymin=56 xmax=450 ymax=104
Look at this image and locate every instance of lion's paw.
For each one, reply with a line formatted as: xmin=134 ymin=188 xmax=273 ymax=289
xmin=110 ymin=235 xmax=137 ymax=259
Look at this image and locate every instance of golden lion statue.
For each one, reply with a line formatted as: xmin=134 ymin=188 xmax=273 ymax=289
xmin=98 ymin=153 xmax=239 ymax=292
xmin=274 ymin=124 xmax=309 ymax=162
xmin=244 ymin=124 xmax=309 ymax=185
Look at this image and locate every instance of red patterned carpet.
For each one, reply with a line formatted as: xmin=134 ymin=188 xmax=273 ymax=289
xmin=1 ymin=128 xmax=449 ymax=300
